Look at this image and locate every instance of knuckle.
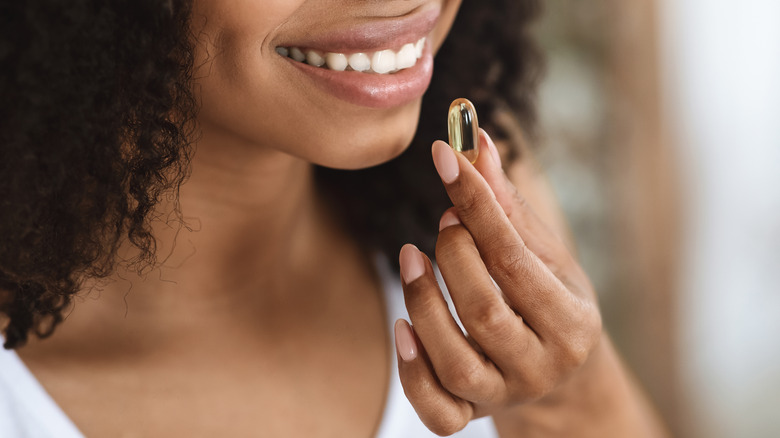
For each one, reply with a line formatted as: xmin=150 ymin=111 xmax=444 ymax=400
xmin=402 ymin=373 xmax=436 ymax=401
xmin=435 ymin=226 xmax=472 ymax=256
xmin=469 ymin=300 xmax=513 ymax=335
xmin=485 ymin=243 xmax=528 ymax=280
xmin=428 ymin=413 xmax=469 ymax=437
xmin=523 ymin=375 xmax=557 ymax=402
xmin=454 ymin=185 xmax=502 ymax=226
xmin=505 ymin=355 xmax=562 ymax=403
xmin=456 ymin=181 xmax=484 ymax=215
xmin=509 ymin=368 xmax=556 ymax=403
xmin=509 ymin=328 xmax=533 ymax=357
xmin=412 ymin=287 xmax=439 ymax=309
xmin=560 ymin=336 xmax=591 ymax=369
xmin=557 ymin=308 xmax=603 ymax=369
xmin=439 ymin=360 xmax=485 ymax=398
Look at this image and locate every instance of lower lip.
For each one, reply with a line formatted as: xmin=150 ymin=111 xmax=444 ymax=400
xmin=285 ymin=45 xmax=434 ymax=109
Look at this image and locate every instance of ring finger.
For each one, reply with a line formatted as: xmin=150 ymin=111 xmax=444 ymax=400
xmin=399 ymin=244 xmax=505 ymax=404
xmin=435 ymin=213 xmax=539 ymax=375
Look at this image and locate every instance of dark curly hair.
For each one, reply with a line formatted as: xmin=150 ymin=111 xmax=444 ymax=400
xmin=0 ymin=0 xmax=543 ymax=349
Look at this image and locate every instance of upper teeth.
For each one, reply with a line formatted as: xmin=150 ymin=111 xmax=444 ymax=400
xmin=276 ymin=37 xmax=426 ymax=74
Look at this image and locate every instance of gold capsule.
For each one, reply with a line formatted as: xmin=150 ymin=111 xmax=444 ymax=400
xmin=447 ymin=98 xmax=479 ymax=163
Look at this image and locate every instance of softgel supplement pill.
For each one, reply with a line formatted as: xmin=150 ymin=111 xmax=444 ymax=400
xmin=447 ymin=98 xmax=479 ymax=163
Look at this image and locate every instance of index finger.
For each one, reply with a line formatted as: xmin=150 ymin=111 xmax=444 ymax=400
xmin=432 ymin=140 xmax=570 ymax=333
xmin=433 ymin=140 xmax=515 ymax=248
xmin=472 ymin=130 xmax=589 ymax=297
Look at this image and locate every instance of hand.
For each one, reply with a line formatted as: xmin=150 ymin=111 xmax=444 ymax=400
xmin=394 ymin=129 xmax=602 ymax=435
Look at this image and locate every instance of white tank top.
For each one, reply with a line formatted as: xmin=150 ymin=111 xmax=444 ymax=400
xmin=0 ymin=255 xmax=498 ymax=437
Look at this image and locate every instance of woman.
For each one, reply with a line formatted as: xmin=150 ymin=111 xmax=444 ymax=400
xmin=0 ymin=0 xmax=668 ymax=436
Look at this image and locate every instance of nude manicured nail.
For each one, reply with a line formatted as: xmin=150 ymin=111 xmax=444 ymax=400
xmin=394 ymin=319 xmax=418 ymax=362
xmin=481 ymin=129 xmax=502 ymax=168
xmin=399 ymin=244 xmax=425 ymax=284
xmin=439 ymin=210 xmax=461 ymax=231
xmin=432 ymin=141 xmax=460 ymax=184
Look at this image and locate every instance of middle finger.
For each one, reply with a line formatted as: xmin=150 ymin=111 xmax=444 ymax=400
xmin=435 ymin=212 xmax=538 ymax=373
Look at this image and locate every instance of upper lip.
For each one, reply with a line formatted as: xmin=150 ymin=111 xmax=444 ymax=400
xmin=274 ymin=5 xmax=441 ymax=53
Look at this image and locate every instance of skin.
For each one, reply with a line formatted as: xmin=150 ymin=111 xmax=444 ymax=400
xmin=15 ymin=0 xmax=668 ymax=436
xmin=397 ymin=131 xmax=669 ymax=436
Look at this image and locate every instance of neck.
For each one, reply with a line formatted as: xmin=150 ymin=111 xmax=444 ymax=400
xmin=127 ymin=121 xmax=336 ymax=302
xmin=28 ymin=122 xmax=378 ymax=356
xmin=164 ymin=125 xmax=326 ymax=292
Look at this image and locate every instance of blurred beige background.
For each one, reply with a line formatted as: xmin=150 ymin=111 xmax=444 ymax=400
xmin=533 ymin=1 xmax=780 ymax=437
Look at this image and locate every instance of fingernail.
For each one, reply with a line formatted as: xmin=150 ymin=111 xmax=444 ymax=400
xmin=432 ymin=141 xmax=460 ymax=184
xmin=481 ymin=129 xmax=502 ymax=168
xmin=438 ymin=210 xmax=461 ymax=231
xmin=399 ymin=244 xmax=425 ymax=284
xmin=394 ymin=319 xmax=418 ymax=362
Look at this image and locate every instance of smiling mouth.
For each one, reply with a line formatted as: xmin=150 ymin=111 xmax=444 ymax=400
xmin=273 ymin=5 xmax=439 ymax=108
xmin=275 ymin=37 xmax=426 ymax=75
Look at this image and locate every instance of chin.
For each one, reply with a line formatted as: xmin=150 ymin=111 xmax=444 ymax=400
xmin=298 ymin=99 xmax=423 ymax=170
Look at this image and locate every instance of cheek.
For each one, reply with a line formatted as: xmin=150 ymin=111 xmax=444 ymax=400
xmin=434 ymin=0 xmax=463 ymax=52
xmin=191 ymin=0 xmax=302 ymax=33
xmin=190 ymin=0 xmax=307 ymax=125
xmin=190 ymin=0 xmax=304 ymax=103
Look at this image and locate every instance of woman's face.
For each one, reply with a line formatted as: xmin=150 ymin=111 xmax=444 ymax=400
xmin=190 ymin=0 xmax=462 ymax=169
